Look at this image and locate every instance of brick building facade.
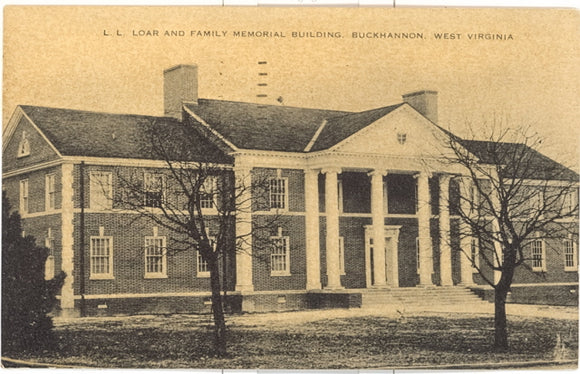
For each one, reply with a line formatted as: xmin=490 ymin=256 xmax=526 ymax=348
xmin=3 ymin=64 xmax=578 ymax=316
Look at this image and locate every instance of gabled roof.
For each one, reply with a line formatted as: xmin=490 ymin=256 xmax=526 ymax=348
xmin=459 ymin=139 xmax=578 ymax=181
xmin=185 ymin=99 xmax=350 ymax=152
xmin=18 ymin=105 xmax=232 ymax=163
xmin=308 ymin=103 xmax=405 ymax=151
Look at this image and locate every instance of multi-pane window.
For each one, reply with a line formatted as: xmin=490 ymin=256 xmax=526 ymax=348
xmin=200 ymin=177 xmax=216 ymax=210
xmin=471 ymin=238 xmax=480 ymax=271
xmin=339 ymin=236 xmax=345 ymax=275
xmin=564 ymin=238 xmax=577 ymax=271
xmin=397 ymin=133 xmax=407 ymax=145
xmin=90 ymin=228 xmax=113 ymax=279
xmin=90 ymin=172 xmax=112 ymax=210
xmin=531 ymin=239 xmax=545 ymax=272
xmin=45 ymin=174 xmax=56 ymax=211
xmin=44 ymin=228 xmax=55 ymax=280
xmin=469 ymin=183 xmax=479 ymax=212
xmin=144 ymin=173 xmax=164 ymax=208
xmin=563 ymin=190 xmax=578 ymax=216
xmin=197 ymin=235 xmax=215 ymax=277
xmin=271 ymin=232 xmax=290 ymax=275
xmin=269 ymin=178 xmax=287 ymax=210
xmin=19 ymin=179 xmax=29 ymax=214
xmin=144 ymin=233 xmax=167 ymax=278
xmin=530 ymin=189 xmax=544 ymax=212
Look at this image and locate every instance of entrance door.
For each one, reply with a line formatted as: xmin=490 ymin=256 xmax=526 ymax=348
xmin=364 ymin=225 xmax=401 ymax=288
xmin=366 ymin=235 xmax=389 ymax=286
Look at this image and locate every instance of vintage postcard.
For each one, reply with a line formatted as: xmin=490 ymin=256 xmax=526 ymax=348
xmin=2 ymin=6 xmax=579 ymax=370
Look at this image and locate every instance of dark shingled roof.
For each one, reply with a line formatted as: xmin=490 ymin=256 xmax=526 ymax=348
xmin=309 ymin=103 xmax=405 ymax=151
xmin=20 ymin=105 xmax=232 ymax=163
xmin=460 ymin=140 xmax=579 ymax=181
xmin=185 ymin=99 xmax=350 ymax=152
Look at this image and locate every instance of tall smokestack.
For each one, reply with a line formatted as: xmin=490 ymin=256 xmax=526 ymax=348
xmin=163 ymin=64 xmax=198 ymax=120
xmin=402 ymin=90 xmax=438 ymax=124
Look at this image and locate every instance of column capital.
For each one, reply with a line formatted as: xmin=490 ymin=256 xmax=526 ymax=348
xmin=439 ymin=173 xmax=452 ymax=184
xmin=413 ymin=171 xmax=432 ymax=179
xmin=304 ymin=168 xmax=320 ymax=176
xmin=368 ymin=169 xmax=388 ymax=178
xmin=321 ymin=167 xmax=342 ymax=175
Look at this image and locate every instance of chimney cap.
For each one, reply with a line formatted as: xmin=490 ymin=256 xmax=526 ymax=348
xmin=163 ymin=64 xmax=198 ymax=74
xmin=402 ymin=90 xmax=438 ymax=99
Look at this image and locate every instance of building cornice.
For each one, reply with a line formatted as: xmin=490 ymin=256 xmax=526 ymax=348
xmin=60 ymin=156 xmax=233 ymax=170
xmin=3 ymin=159 xmax=64 ymax=178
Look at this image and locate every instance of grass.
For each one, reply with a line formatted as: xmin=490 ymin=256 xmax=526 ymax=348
xmin=10 ymin=310 xmax=579 ymax=369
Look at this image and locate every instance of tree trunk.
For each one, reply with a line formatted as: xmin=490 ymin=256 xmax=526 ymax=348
xmin=494 ymin=284 xmax=509 ymax=351
xmin=208 ymin=255 xmax=227 ymax=357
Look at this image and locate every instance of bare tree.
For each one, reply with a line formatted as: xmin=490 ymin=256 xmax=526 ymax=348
xmin=446 ymin=125 xmax=578 ymax=351
xmin=109 ymin=120 xmax=278 ymax=357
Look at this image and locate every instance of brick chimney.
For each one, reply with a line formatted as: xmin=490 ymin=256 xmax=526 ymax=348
xmin=164 ymin=64 xmax=198 ymax=120
xmin=402 ymin=90 xmax=438 ymax=124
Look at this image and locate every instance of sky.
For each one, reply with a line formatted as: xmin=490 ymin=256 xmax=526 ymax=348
xmin=3 ymin=7 xmax=579 ymax=168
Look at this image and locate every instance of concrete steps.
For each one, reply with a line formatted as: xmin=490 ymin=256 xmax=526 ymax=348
xmin=361 ymin=286 xmax=490 ymax=308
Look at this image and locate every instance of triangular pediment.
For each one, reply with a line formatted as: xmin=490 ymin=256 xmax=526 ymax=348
xmin=331 ymin=104 xmax=458 ymax=161
xmin=3 ymin=107 xmax=62 ymax=172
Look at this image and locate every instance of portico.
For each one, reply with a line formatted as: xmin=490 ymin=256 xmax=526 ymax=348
xmin=304 ymin=164 xmax=474 ymax=290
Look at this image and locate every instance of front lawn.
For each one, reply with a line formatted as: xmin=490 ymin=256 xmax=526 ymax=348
xmin=8 ymin=310 xmax=578 ymax=368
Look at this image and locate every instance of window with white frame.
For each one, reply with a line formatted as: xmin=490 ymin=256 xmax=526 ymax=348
xmin=196 ymin=236 xmax=214 ymax=278
xmin=144 ymin=229 xmax=167 ymax=278
xmin=269 ymin=177 xmax=288 ymax=210
xmin=530 ymin=189 xmax=544 ymax=212
xmin=45 ymin=174 xmax=56 ymax=211
xmin=531 ymin=238 xmax=546 ymax=272
xmin=17 ymin=131 xmax=30 ymax=158
xmin=339 ymin=236 xmax=345 ymax=275
xmin=90 ymin=227 xmax=113 ymax=279
xmin=200 ymin=176 xmax=217 ymax=210
xmin=44 ymin=228 xmax=55 ymax=280
xmin=271 ymin=228 xmax=290 ymax=275
xmin=469 ymin=183 xmax=479 ymax=212
xmin=563 ymin=189 xmax=578 ymax=216
xmin=90 ymin=171 xmax=112 ymax=210
xmin=471 ymin=238 xmax=480 ymax=271
xmin=564 ymin=237 xmax=577 ymax=271
xmin=19 ymin=179 xmax=29 ymax=214
xmin=144 ymin=173 xmax=165 ymax=208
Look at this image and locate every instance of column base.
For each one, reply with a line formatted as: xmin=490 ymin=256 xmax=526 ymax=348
xmin=370 ymin=284 xmax=390 ymax=289
xmin=235 ymin=284 xmax=254 ymax=292
xmin=416 ymin=284 xmax=437 ymax=288
xmin=59 ymin=307 xmax=80 ymax=319
xmin=307 ymin=284 xmax=322 ymax=291
xmin=324 ymin=285 xmax=345 ymax=291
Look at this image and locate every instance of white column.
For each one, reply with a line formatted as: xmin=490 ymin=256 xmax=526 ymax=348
xmin=439 ymin=174 xmax=453 ymax=286
xmin=417 ymin=172 xmax=434 ymax=286
xmin=60 ymin=163 xmax=76 ymax=316
xmin=235 ymin=166 xmax=254 ymax=292
xmin=323 ymin=167 xmax=342 ymax=289
xmin=388 ymin=233 xmax=400 ymax=288
xmin=305 ymin=169 xmax=321 ymax=290
xmin=370 ymin=170 xmax=387 ymax=287
xmin=459 ymin=177 xmax=474 ymax=285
